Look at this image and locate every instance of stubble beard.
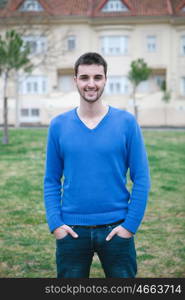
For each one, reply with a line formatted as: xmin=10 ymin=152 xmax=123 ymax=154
xmin=77 ymin=86 xmax=105 ymax=104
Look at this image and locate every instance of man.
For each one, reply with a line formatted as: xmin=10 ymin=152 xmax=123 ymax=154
xmin=44 ymin=52 xmax=150 ymax=278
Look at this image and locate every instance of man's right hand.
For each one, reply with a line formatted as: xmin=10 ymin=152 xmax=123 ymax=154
xmin=54 ymin=225 xmax=78 ymax=240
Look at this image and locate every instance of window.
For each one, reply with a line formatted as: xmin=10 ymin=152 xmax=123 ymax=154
xmin=31 ymin=109 xmax=40 ymax=116
xmin=23 ymin=36 xmax=47 ymax=54
xmin=180 ymin=36 xmax=185 ymax=55
xmin=147 ymin=35 xmax=157 ymax=52
xmin=58 ymin=75 xmax=75 ymax=92
xmin=101 ymin=36 xmax=129 ymax=55
xmin=21 ymin=109 xmax=29 ymax=117
xmin=181 ymin=77 xmax=185 ymax=95
xmin=105 ymin=76 xmax=130 ymax=95
xmin=21 ymin=108 xmax=40 ymax=120
xmin=102 ymin=0 xmax=128 ymax=12
xmin=67 ymin=36 xmax=76 ymax=51
xmin=20 ymin=76 xmax=48 ymax=94
xmin=19 ymin=0 xmax=43 ymax=11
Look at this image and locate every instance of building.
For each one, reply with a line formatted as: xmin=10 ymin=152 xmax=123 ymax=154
xmin=0 ymin=0 xmax=185 ymax=126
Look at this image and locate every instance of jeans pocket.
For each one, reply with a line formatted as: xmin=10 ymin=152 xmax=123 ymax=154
xmin=56 ymin=232 xmax=69 ymax=242
xmin=115 ymin=234 xmax=133 ymax=241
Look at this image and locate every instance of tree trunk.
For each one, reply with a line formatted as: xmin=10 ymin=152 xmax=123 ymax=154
xmin=2 ymin=72 xmax=9 ymax=144
xmin=164 ymin=104 xmax=167 ymax=127
xmin=133 ymin=85 xmax=138 ymax=121
xmin=134 ymin=103 xmax=138 ymax=121
xmin=2 ymin=96 xmax=8 ymax=144
xmin=15 ymin=72 xmax=20 ymax=128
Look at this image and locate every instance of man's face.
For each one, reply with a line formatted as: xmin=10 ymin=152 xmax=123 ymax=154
xmin=74 ymin=64 xmax=106 ymax=103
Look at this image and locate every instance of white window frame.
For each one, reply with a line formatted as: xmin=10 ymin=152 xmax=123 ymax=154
xmin=105 ymin=76 xmax=130 ymax=95
xmin=20 ymin=108 xmax=40 ymax=122
xmin=100 ymin=36 xmax=129 ymax=55
xmin=180 ymin=35 xmax=185 ymax=55
xmin=102 ymin=0 xmax=128 ymax=12
xmin=147 ymin=35 xmax=157 ymax=53
xmin=19 ymin=0 xmax=43 ymax=11
xmin=23 ymin=36 xmax=47 ymax=54
xmin=20 ymin=75 xmax=48 ymax=94
xmin=67 ymin=36 xmax=76 ymax=51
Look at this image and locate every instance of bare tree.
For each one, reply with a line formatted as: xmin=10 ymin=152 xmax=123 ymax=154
xmin=0 ymin=29 xmax=32 ymax=144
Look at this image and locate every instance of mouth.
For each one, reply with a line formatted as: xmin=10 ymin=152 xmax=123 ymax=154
xmin=85 ymin=89 xmax=97 ymax=94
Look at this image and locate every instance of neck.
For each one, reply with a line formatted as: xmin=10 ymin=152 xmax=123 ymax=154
xmin=77 ymin=99 xmax=108 ymax=118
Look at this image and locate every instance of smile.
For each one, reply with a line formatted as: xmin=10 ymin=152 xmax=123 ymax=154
xmin=85 ymin=89 xmax=97 ymax=92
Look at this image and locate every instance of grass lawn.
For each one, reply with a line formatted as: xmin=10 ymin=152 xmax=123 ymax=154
xmin=0 ymin=128 xmax=185 ymax=278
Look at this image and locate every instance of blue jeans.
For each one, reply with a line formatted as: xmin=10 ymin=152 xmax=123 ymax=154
xmin=56 ymin=224 xmax=137 ymax=278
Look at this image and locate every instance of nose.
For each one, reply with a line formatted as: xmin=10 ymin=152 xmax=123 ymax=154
xmin=87 ymin=78 xmax=96 ymax=88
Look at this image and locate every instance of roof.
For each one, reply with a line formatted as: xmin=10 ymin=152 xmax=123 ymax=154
xmin=0 ymin=0 xmax=185 ymax=18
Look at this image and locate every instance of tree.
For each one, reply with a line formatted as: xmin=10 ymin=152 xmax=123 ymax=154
xmin=128 ymin=58 xmax=151 ymax=120
xmin=3 ymin=17 xmax=73 ymax=128
xmin=161 ymin=80 xmax=171 ymax=126
xmin=0 ymin=29 xmax=32 ymax=144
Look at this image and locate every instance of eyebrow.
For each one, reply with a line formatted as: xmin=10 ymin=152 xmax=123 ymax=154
xmin=79 ymin=74 xmax=104 ymax=78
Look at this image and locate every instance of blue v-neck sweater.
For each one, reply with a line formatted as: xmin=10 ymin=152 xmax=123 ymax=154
xmin=44 ymin=106 xmax=150 ymax=234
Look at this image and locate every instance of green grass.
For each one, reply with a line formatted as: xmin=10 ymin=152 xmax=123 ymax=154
xmin=0 ymin=128 xmax=185 ymax=278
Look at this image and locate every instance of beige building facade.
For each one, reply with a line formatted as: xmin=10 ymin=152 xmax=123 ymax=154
xmin=0 ymin=0 xmax=185 ymax=126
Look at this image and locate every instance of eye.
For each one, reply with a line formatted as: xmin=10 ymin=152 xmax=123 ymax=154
xmin=79 ymin=75 xmax=88 ymax=81
xmin=94 ymin=75 xmax=103 ymax=80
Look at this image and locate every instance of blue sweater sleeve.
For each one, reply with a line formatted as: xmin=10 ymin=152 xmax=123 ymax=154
xmin=44 ymin=121 xmax=64 ymax=232
xmin=121 ymin=118 xmax=151 ymax=234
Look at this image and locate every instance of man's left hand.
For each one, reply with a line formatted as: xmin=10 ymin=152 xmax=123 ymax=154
xmin=106 ymin=225 xmax=133 ymax=241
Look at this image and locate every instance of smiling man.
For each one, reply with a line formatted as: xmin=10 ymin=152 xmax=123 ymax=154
xmin=44 ymin=52 xmax=151 ymax=278
xmin=75 ymin=64 xmax=106 ymax=103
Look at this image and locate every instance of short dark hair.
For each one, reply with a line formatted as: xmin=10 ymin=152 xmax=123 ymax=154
xmin=74 ymin=52 xmax=107 ymax=77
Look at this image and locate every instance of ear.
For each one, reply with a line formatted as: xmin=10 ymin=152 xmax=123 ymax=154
xmin=73 ymin=76 xmax=77 ymax=84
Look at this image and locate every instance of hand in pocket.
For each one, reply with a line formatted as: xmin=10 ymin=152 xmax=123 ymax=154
xmin=54 ymin=224 xmax=78 ymax=240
